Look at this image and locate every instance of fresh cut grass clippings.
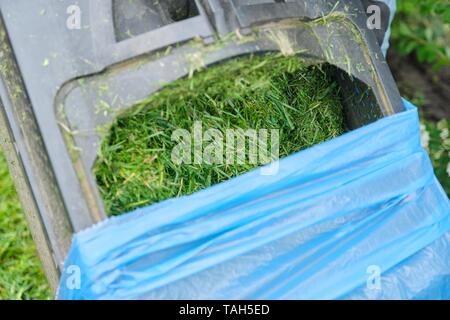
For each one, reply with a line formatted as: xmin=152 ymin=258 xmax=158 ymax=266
xmin=95 ymin=54 xmax=346 ymax=216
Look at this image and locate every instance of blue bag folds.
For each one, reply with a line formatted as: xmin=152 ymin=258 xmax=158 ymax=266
xmin=57 ymin=100 xmax=450 ymax=300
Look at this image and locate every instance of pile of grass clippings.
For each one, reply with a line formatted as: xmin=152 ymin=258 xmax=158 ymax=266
xmin=95 ymin=54 xmax=345 ymax=215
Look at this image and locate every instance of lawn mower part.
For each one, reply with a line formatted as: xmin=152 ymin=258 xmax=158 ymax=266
xmin=0 ymin=0 xmax=402 ymax=291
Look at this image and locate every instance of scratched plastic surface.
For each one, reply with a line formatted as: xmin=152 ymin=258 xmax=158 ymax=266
xmin=58 ymin=100 xmax=450 ymax=300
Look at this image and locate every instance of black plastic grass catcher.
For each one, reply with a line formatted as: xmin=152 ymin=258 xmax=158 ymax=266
xmin=0 ymin=0 xmax=403 ymax=291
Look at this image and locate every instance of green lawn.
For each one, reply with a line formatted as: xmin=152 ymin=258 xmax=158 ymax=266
xmin=0 ymin=151 xmax=51 ymax=299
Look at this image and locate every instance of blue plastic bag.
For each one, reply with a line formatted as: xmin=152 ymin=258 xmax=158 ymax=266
xmin=57 ymin=100 xmax=450 ymax=300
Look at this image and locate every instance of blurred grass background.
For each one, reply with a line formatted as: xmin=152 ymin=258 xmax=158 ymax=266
xmin=389 ymin=0 xmax=449 ymax=195
xmin=0 ymin=152 xmax=51 ymax=299
xmin=0 ymin=0 xmax=449 ymax=299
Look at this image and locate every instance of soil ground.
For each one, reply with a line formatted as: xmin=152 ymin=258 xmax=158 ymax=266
xmin=388 ymin=51 xmax=450 ymax=121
